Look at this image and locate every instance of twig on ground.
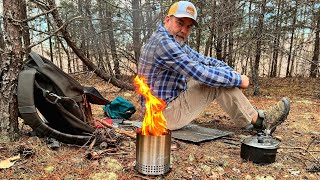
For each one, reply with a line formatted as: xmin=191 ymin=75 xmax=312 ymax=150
xmin=88 ymin=138 xmax=96 ymax=149
xmin=306 ymin=136 xmax=319 ymax=151
xmin=281 ymin=142 xmax=320 ymax=164
xmin=105 ymin=152 xmax=129 ymax=156
xmin=280 ymin=146 xmax=306 ymax=150
xmin=96 ymin=119 xmax=136 ymax=139
xmin=98 ymin=148 xmax=119 ymax=155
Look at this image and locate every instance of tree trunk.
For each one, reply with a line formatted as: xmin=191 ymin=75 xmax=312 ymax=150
xmin=57 ymin=36 xmax=63 ymax=70
xmin=195 ymin=1 xmax=203 ymax=52
xmin=223 ymin=34 xmax=228 ymax=62
xmin=57 ymin=37 xmax=71 ymax=73
xmin=227 ymin=0 xmax=235 ymax=68
xmin=0 ymin=19 xmax=4 ymax=63
xmin=105 ymin=7 xmax=121 ymax=77
xmin=290 ymin=48 xmax=296 ymax=76
xmin=46 ymin=14 xmax=54 ymax=62
xmin=216 ymin=25 xmax=223 ymax=61
xmin=84 ymin=0 xmax=106 ymax=74
xmin=286 ymin=1 xmax=297 ymax=77
xmin=252 ymin=0 xmax=266 ymax=96
xmin=20 ymin=0 xmax=31 ymax=55
xmin=132 ymin=0 xmax=141 ymax=62
xmin=0 ymin=0 xmax=24 ymax=141
xmin=144 ymin=0 xmax=154 ymax=41
xmin=77 ymin=0 xmax=88 ymax=72
xmin=246 ymin=0 xmax=253 ymax=76
xmin=98 ymin=0 xmax=112 ymax=75
xmin=278 ymin=49 xmax=284 ymax=77
xmin=310 ymin=7 xmax=320 ymax=78
xmin=270 ymin=0 xmax=282 ymax=77
xmin=204 ymin=31 xmax=214 ymax=57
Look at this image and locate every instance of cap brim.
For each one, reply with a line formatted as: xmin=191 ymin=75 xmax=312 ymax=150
xmin=173 ymin=14 xmax=199 ymax=27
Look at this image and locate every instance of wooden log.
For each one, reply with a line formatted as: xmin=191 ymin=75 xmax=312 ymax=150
xmin=96 ymin=119 xmax=136 ymax=139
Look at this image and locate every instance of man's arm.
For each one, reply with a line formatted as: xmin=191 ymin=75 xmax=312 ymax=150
xmin=185 ymin=46 xmax=234 ymax=71
xmin=185 ymin=45 xmax=250 ymax=89
xmin=155 ymin=39 xmax=242 ymax=88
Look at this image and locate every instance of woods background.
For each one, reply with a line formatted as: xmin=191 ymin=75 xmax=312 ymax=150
xmin=0 ymin=0 xmax=319 ymax=139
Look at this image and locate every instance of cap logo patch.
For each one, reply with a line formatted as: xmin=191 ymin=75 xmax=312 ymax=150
xmin=186 ymin=6 xmax=195 ymax=16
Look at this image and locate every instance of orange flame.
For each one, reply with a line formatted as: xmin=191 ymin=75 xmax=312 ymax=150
xmin=134 ymin=76 xmax=168 ymax=136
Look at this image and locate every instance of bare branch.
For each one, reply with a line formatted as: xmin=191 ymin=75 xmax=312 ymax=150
xmin=25 ymin=8 xmax=57 ymax=22
xmin=11 ymin=8 xmax=57 ymax=23
xmin=27 ymin=16 xmax=82 ymax=49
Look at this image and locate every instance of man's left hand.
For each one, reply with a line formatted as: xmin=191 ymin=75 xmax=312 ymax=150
xmin=239 ymin=75 xmax=249 ymax=89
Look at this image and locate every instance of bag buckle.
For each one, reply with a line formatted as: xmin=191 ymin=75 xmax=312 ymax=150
xmin=48 ymin=92 xmax=61 ymax=104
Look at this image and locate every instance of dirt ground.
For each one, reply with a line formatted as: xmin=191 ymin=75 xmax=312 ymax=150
xmin=0 ymin=75 xmax=319 ymax=179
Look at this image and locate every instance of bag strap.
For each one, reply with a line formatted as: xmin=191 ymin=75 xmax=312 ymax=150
xmin=34 ymin=81 xmax=83 ymax=104
xmin=29 ymin=51 xmax=45 ymax=68
xmin=18 ymin=69 xmax=37 ymax=114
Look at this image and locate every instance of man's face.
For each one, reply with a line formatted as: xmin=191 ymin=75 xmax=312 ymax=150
xmin=164 ymin=16 xmax=194 ymax=45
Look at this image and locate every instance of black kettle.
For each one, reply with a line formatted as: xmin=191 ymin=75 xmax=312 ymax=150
xmin=240 ymin=132 xmax=280 ymax=164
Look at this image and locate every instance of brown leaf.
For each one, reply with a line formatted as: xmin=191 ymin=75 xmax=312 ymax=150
xmin=0 ymin=154 xmax=20 ymax=169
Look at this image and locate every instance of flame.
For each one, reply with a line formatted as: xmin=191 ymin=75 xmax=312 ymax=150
xmin=134 ymin=76 xmax=168 ymax=136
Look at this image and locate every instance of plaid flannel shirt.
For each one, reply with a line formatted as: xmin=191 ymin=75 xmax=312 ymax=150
xmin=138 ymin=24 xmax=242 ymax=106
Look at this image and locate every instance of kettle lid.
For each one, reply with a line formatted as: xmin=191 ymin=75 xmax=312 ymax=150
xmin=242 ymin=134 xmax=279 ymax=149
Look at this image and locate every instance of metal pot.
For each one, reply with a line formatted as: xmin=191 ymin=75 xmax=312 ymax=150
xmin=240 ymin=133 xmax=279 ymax=164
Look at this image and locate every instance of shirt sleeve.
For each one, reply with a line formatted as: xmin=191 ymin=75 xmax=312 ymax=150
xmin=155 ymin=38 xmax=242 ymax=88
xmin=184 ymin=46 xmax=234 ymax=71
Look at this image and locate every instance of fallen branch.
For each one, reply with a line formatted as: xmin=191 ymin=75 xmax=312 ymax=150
xmin=96 ymin=119 xmax=136 ymax=139
xmin=98 ymin=148 xmax=119 ymax=155
xmin=88 ymin=137 xmax=96 ymax=149
xmin=280 ymin=144 xmax=320 ymax=164
xmin=280 ymin=146 xmax=306 ymax=150
xmin=306 ymin=136 xmax=319 ymax=151
xmin=106 ymin=152 xmax=129 ymax=156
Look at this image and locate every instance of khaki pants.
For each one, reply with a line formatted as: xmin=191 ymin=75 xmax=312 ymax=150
xmin=163 ymin=80 xmax=257 ymax=130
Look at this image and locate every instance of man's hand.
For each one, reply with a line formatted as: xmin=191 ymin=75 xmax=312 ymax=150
xmin=239 ymin=75 xmax=250 ymax=89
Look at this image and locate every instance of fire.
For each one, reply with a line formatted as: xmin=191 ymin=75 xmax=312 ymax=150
xmin=134 ymin=76 xmax=168 ymax=136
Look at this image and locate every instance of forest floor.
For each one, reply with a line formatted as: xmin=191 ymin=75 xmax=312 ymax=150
xmin=0 ymin=75 xmax=319 ymax=179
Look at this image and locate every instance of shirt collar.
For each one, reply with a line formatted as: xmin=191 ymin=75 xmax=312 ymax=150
xmin=158 ymin=24 xmax=169 ymax=35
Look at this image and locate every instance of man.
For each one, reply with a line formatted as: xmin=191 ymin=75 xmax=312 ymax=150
xmin=138 ymin=1 xmax=290 ymax=132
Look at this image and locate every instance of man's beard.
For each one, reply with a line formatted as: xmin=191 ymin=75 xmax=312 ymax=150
xmin=166 ymin=26 xmax=186 ymax=45
xmin=174 ymin=34 xmax=185 ymax=46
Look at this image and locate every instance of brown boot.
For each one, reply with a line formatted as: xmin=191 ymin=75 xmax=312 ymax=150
xmin=254 ymin=97 xmax=290 ymax=133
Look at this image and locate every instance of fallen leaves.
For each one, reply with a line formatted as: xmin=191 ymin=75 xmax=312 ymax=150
xmin=0 ymin=154 xmax=20 ymax=169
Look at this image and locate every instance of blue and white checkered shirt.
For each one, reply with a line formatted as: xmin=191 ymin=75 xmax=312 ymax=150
xmin=138 ymin=24 xmax=242 ymax=106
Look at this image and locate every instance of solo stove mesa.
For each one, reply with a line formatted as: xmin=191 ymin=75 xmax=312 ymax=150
xmin=135 ymin=130 xmax=171 ymax=175
xmin=134 ymin=76 xmax=171 ymax=175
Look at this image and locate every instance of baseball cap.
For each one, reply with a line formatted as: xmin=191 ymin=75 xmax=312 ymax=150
xmin=167 ymin=1 xmax=198 ymax=27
